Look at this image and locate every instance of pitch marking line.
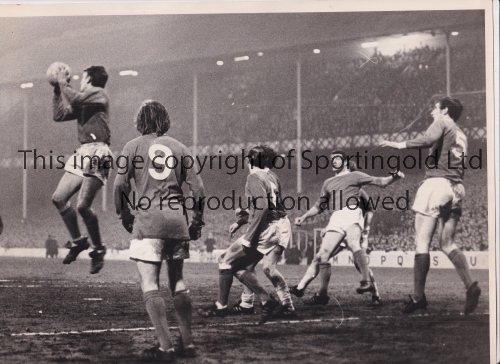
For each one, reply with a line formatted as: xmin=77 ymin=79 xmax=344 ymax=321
xmin=9 ymin=312 xmax=488 ymax=337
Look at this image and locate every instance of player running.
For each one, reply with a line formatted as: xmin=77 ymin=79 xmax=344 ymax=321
xmin=226 ymin=160 xmax=296 ymax=319
xmin=381 ymin=97 xmax=481 ymax=314
xmin=198 ymin=145 xmax=287 ymax=324
xmin=290 ymin=150 xmax=404 ymax=305
xmin=114 ymin=100 xmax=205 ymax=362
xmin=51 ymin=65 xmax=110 ymax=274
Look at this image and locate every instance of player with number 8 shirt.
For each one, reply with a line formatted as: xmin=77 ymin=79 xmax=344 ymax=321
xmin=380 ymin=97 xmax=481 ymax=315
xmin=114 ymin=100 xmax=205 ymax=361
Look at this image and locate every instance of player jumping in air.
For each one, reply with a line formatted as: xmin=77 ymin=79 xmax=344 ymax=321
xmin=198 ymin=145 xmax=287 ymax=324
xmin=51 ymin=66 xmax=111 ymax=274
xmin=381 ymin=97 xmax=481 ymax=314
xmin=290 ymin=150 xmax=404 ymax=305
xmin=226 ymin=147 xmax=296 ymax=319
xmin=114 ymin=100 xmax=205 ymax=362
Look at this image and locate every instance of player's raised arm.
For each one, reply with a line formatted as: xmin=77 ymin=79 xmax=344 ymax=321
xmin=53 ymin=83 xmax=77 ymax=122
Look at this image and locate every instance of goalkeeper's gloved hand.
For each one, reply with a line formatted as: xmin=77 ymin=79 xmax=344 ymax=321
xmin=188 ymin=221 xmax=204 ymax=241
xmin=121 ymin=212 xmax=135 ymax=234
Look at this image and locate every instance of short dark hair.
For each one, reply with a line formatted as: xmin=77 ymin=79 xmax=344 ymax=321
xmin=135 ymin=100 xmax=171 ymax=136
xmin=331 ymin=150 xmax=347 ymax=160
xmin=84 ymin=66 xmax=108 ymax=88
xmin=438 ymin=97 xmax=463 ymax=122
xmin=246 ymin=144 xmax=276 ymax=169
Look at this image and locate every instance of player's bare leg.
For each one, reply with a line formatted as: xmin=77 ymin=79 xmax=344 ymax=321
xmin=439 ymin=215 xmax=481 ymax=314
xmin=228 ymin=259 xmax=257 ymax=315
xmin=200 ymin=240 xmax=271 ymax=318
xmin=216 ymin=241 xmax=247 ymax=307
xmin=403 ymin=213 xmax=436 ymax=314
xmin=52 ymin=173 xmax=91 ymax=264
xmin=291 ymin=255 xmax=319 ymax=296
xmin=52 ymin=173 xmax=83 ymax=240
xmin=369 ymin=269 xmax=381 ymax=304
xmin=167 ymin=259 xmax=196 ymax=358
xmin=136 ymin=260 xmax=175 ymax=361
xmin=234 ymin=268 xmax=278 ymax=324
xmin=262 ymin=246 xmax=296 ymax=317
xmin=299 ymin=231 xmax=344 ymax=305
xmin=76 ymin=176 xmax=106 ymax=274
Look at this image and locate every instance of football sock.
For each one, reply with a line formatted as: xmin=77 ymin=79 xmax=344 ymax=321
xmin=60 ymin=206 xmax=81 ymax=240
xmin=353 ymin=250 xmax=370 ymax=282
xmin=447 ymin=249 xmax=474 ymax=290
xmin=413 ymin=253 xmax=430 ymax=301
xmin=143 ymin=290 xmax=172 ymax=352
xmin=173 ymin=290 xmax=193 ymax=347
xmin=297 ymin=262 xmax=320 ymax=290
xmin=369 ymin=269 xmax=380 ymax=297
xmin=237 ymin=270 xmax=270 ymax=304
xmin=265 ymin=269 xmax=294 ymax=308
xmin=218 ymin=269 xmax=233 ymax=306
xmin=240 ymin=288 xmax=254 ymax=309
xmin=81 ymin=210 xmax=103 ymax=249
xmin=318 ymin=263 xmax=331 ymax=297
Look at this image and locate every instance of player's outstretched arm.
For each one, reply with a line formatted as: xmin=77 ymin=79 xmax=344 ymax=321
xmin=295 ymin=205 xmax=321 ymax=227
xmin=380 ymin=120 xmax=442 ymax=150
xmin=379 ymin=140 xmax=406 ymax=149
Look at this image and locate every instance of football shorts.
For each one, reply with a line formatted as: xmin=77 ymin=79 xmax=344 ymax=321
xmin=240 ymin=217 xmax=290 ymax=255
xmin=129 ymin=238 xmax=189 ymax=263
xmin=321 ymin=207 xmax=364 ymax=237
xmin=277 ymin=217 xmax=292 ymax=249
xmin=64 ymin=142 xmax=113 ymax=184
xmin=412 ymin=178 xmax=464 ymax=219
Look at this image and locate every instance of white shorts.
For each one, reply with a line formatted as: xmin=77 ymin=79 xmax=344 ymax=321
xmin=277 ymin=217 xmax=291 ymax=249
xmin=129 ymin=238 xmax=189 ymax=263
xmin=322 ymin=207 xmax=364 ymax=237
xmin=412 ymin=178 xmax=465 ymax=219
xmin=64 ymin=142 xmax=113 ymax=184
xmin=240 ymin=217 xmax=291 ymax=255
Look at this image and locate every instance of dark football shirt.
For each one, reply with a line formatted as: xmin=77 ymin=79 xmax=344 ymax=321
xmin=53 ymin=84 xmax=111 ymax=145
xmin=243 ymin=169 xmax=287 ymax=244
xmin=313 ymin=171 xmax=388 ymax=212
xmin=114 ymin=134 xmax=205 ymax=240
xmin=406 ymin=118 xmax=466 ymax=184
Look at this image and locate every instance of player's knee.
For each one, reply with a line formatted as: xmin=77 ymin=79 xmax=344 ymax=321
xmin=234 ymin=270 xmax=245 ymax=280
xmin=262 ymin=266 xmax=275 ymax=278
xmin=76 ymin=204 xmax=95 ymax=221
xmin=51 ymin=193 xmax=67 ymax=211
xmin=318 ymin=250 xmax=330 ymax=263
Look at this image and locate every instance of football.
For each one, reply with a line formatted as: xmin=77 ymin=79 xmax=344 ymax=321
xmin=46 ymin=62 xmax=71 ymax=86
